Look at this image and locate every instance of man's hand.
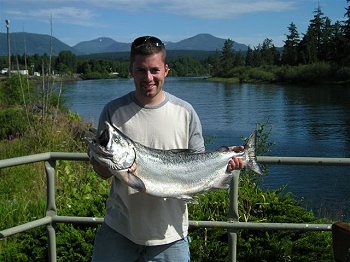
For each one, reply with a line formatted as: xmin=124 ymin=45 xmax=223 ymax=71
xmin=224 ymin=146 xmax=245 ymax=172
xmin=128 ymin=162 xmax=137 ymax=174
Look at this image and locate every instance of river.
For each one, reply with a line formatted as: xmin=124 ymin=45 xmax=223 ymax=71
xmin=63 ymin=77 xmax=350 ymax=221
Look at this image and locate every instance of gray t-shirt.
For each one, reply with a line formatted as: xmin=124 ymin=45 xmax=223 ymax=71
xmin=97 ymin=91 xmax=205 ymax=245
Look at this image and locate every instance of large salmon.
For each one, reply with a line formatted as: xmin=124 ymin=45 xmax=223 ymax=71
xmin=86 ymin=121 xmax=262 ymax=201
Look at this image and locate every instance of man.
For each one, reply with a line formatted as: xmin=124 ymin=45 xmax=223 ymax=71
xmin=91 ymin=35 xmax=243 ymax=261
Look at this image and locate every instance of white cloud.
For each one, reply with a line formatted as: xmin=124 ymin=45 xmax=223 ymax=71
xmin=2 ymin=5 xmax=99 ymax=27
xmin=38 ymin=7 xmax=96 ymax=26
xmin=162 ymin=0 xmax=297 ymax=19
xmin=2 ymin=0 xmax=297 ymax=20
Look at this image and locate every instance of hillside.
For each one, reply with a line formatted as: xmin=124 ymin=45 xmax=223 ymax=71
xmin=0 ymin=32 xmax=79 ymax=56
xmin=165 ymin=33 xmax=247 ymax=51
xmin=0 ymin=33 xmax=248 ymax=56
xmin=73 ymin=37 xmax=130 ymax=54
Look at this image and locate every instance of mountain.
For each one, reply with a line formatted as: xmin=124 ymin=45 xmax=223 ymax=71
xmin=0 ymin=32 xmax=78 ymax=56
xmin=73 ymin=37 xmax=129 ymax=54
xmin=165 ymin=33 xmax=248 ymax=52
xmin=75 ymin=34 xmax=248 ymax=54
xmin=0 ymin=32 xmax=248 ymax=56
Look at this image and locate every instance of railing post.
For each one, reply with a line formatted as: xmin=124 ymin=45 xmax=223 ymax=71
xmin=228 ymin=171 xmax=240 ymax=262
xmin=45 ymin=160 xmax=57 ymax=262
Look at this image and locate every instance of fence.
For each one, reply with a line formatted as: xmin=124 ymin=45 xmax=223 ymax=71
xmin=1 ymin=152 xmax=350 ymax=261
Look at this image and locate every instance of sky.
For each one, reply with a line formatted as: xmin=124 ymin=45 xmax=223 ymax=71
xmin=0 ymin=0 xmax=348 ymax=48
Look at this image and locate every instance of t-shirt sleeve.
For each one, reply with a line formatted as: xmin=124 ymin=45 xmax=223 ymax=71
xmin=189 ymin=109 xmax=205 ymax=153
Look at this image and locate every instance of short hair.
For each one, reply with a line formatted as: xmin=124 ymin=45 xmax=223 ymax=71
xmin=130 ymin=36 xmax=166 ymax=63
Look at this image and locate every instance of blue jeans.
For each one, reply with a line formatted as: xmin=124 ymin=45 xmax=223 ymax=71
xmin=91 ymin=222 xmax=190 ymax=262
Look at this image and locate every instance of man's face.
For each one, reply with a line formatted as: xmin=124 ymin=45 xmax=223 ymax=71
xmin=130 ymin=52 xmax=169 ymax=105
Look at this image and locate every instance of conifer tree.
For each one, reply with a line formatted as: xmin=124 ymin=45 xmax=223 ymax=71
xmin=343 ymin=0 xmax=350 ymax=65
xmin=219 ymin=39 xmax=235 ymax=77
xmin=299 ymin=6 xmax=326 ymax=63
xmin=282 ymin=22 xmax=300 ymax=65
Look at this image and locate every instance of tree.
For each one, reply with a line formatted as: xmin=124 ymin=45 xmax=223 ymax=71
xmin=56 ymin=51 xmax=77 ymax=75
xmin=342 ymin=0 xmax=350 ymax=65
xmin=245 ymin=46 xmax=254 ymax=66
xmin=282 ymin=22 xmax=300 ymax=65
xmin=344 ymin=0 xmax=350 ymax=38
xmin=260 ymin=38 xmax=280 ymax=65
xmin=298 ymin=6 xmax=326 ymax=63
xmin=219 ymin=39 xmax=235 ymax=77
xmin=330 ymin=21 xmax=346 ymax=64
xmin=319 ymin=17 xmax=333 ymax=61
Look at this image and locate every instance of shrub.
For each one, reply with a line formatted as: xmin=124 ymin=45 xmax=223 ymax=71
xmin=334 ymin=66 xmax=350 ymax=81
xmin=0 ymin=161 xmax=109 ymax=261
xmin=0 ymin=108 xmax=27 ymax=140
xmin=247 ymin=67 xmax=276 ymax=82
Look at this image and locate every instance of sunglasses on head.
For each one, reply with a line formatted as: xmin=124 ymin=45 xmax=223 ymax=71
xmin=131 ymin=36 xmax=164 ymax=49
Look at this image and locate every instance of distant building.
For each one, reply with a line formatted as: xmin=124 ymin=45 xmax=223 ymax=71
xmin=1 ymin=68 xmax=29 ymax=75
xmin=12 ymin=69 xmax=29 ymax=75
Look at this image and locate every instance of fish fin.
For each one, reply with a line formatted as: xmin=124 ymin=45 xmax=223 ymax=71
xmin=127 ymin=171 xmax=146 ymax=192
xmin=177 ymin=195 xmax=199 ymax=204
xmin=111 ymin=169 xmax=146 ymax=192
xmin=244 ymin=131 xmax=263 ymax=175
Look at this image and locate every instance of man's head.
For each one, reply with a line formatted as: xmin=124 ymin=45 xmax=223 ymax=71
xmin=130 ymin=36 xmax=167 ymax=64
xmin=129 ymin=36 xmax=169 ymax=106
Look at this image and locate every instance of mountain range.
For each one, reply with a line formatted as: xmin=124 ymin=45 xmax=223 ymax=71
xmin=0 ymin=33 xmax=248 ymax=56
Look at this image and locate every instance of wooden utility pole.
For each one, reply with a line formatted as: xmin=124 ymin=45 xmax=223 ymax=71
xmin=6 ymin=19 xmax=11 ymax=78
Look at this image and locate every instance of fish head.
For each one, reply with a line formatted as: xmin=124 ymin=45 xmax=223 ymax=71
xmin=87 ymin=121 xmax=135 ymax=170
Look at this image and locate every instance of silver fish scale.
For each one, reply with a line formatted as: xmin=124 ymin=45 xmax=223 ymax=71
xmin=132 ymin=143 xmax=242 ymax=197
xmin=86 ymin=121 xmax=262 ymax=201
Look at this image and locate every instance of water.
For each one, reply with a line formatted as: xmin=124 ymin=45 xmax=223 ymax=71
xmin=63 ymin=77 xmax=350 ymax=221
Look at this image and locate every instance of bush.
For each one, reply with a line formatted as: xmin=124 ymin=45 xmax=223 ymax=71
xmin=247 ymin=67 xmax=276 ymax=82
xmin=0 ymin=108 xmax=27 ymax=140
xmin=0 ymin=75 xmax=34 ymax=107
xmin=334 ymin=66 xmax=350 ymax=81
xmin=0 ymin=161 xmax=109 ymax=262
xmin=276 ymin=63 xmax=334 ymax=84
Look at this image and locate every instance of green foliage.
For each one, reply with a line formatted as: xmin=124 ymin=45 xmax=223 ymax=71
xmin=0 ymin=75 xmax=34 ymax=107
xmin=275 ymin=63 xmax=335 ymax=84
xmin=247 ymin=67 xmax=276 ymax=82
xmin=188 ymin=172 xmax=333 ymax=261
xmin=77 ymin=59 xmax=130 ymax=79
xmin=56 ymin=51 xmax=77 ymax=75
xmin=169 ymin=56 xmax=209 ymax=76
xmin=0 ymin=164 xmax=46 ymax=229
xmin=334 ymin=66 xmax=350 ymax=82
xmin=53 ymin=161 xmax=109 ymax=261
xmin=55 ymin=161 xmax=109 ymax=218
xmin=0 ymin=160 xmax=109 ymax=261
xmin=291 ymin=63 xmax=332 ymax=83
xmin=189 ymin=191 xmax=230 ymax=262
xmin=0 ymin=108 xmax=27 ymax=139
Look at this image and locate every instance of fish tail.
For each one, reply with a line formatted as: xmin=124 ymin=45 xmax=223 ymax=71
xmin=244 ymin=131 xmax=263 ymax=175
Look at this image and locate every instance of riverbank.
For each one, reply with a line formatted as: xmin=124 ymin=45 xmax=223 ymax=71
xmin=208 ymin=63 xmax=350 ymax=86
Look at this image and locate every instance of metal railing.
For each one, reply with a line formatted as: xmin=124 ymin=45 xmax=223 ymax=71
xmin=1 ymin=152 xmax=350 ymax=261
